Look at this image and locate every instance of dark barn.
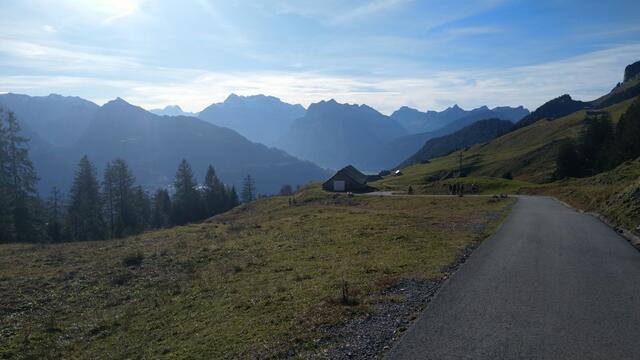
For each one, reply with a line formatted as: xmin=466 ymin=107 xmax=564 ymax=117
xmin=322 ymin=165 xmax=369 ymax=192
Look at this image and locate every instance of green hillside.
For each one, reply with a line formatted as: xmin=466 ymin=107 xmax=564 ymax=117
xmin=0 ymin=188 xmax=513 ymax=359
xmin=375 ymin=98 xmax=636 ymax=189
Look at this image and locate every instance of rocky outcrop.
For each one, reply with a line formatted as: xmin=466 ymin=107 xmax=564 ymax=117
xmin=624 ymin=60 xmax=640 ymax=82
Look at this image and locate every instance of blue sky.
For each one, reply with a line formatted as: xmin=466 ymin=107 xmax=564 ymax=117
xmin=1 ymin=0 xmax=639 ymax=113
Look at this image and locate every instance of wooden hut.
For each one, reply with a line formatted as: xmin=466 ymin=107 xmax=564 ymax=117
xmin=322 ymin=165 xmax=369 ymax=192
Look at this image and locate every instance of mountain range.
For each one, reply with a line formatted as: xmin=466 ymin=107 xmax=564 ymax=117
xmin=149 ymin=105 xmax=196 ymax=117
xmin=198 ymin=94 xmax=306 ymax=147
xmin=279 ymin=99 xmax=407 ymax=170
xmin=369 ymin=105 xmax=529 ymax=170
xmin=0 ymin=96 xmax=329 ymax=195
xmin=1 ymin=90 xmax=534 ymax=193
xmin=0 ymin=93 xmax=98 ymax=147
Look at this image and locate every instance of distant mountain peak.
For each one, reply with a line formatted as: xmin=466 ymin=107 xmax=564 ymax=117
xmin=108 ymin=97 xmax=129 ymax=105
xmin=225 ymin=93 xmax=241 ymax=102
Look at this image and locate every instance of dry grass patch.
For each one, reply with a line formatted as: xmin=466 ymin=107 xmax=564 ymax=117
xmin=0 ymin=187 xmax=513 ymax=359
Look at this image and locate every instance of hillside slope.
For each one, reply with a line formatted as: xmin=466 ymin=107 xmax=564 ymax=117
xmin=376 ymin=106 xmax=527 ymax=170
xmin=380 ymin=98 xmax=636 ymax=186
xmin=398 ymin=119 xmax=514 ymax=168
xmin=0 ymin=93 xmax=98 ymax=147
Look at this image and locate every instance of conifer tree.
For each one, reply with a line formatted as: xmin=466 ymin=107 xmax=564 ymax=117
xmin=203 ymin=164 xmax=226 ymax=217
xmin=152 ymin=188 xmax=172 ymax=228
xmin=555 ymin=141 xmax=581 ymax=179
xmin=227 ymin=185 xmax=240 ymax=210
xmin=578 ymin=114 xmax=613 ymax=175
xmin=103 ymin=158 xmax=136 ymax=237
xmin=0 ymin=110 xmax=14 ymax=242
xmin=611 ymin=98 xmax=640 ymax=167
xmin=0 ymin=109 xmax=40 ymax=242
xmin=66 ymin=156 xmax=106 ymax=241
xmin=171 ymin=159 xmax=201 ymax=225
xmin=241 ymin=174 xmax=256 ymax=203
xmin=46 ymin=187 xmax=64 ymax=242
xmin=132 ymin=185 xmax=151 ymax=232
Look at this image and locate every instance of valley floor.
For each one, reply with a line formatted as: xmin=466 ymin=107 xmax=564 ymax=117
xmin=0 ymin=187 xmax=512 ymax=359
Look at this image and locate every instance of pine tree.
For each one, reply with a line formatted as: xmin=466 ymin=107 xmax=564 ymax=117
xmin=555 ymin=141 xmax=581 ymax=179
xmin=241 ymin=174 xmax=256 ymax=203
xmin=132 ymin=185 xmax=151 ymax=233
xmin=151 ymin=188 xmax=172 ymax=228
xmin=66 ymin=156 xmax=106 ymax=241
xmin=611 ymin=98 xmax=640 ymax=167
xmin=171 ymin=159 xmax=202 ymax=225
xmin=103 ymin=159 xmax=136 ymax=238
xmin=0 ymin=109 xmax=40 ymax=242
xmin=227 ymin=185 xmax=240 ymax=210
xmin=46 ymin=187 xmax=64 ymax=242
xmin=203 ymin=164 xmax=225 ymax=217
xmin=579 ymin=115 xmax=614 ymax=175
xmin=0 ymin=110 xmax=14 ymax=242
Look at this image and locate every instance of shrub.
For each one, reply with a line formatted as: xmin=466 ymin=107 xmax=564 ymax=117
xmin=122 ymin=252 xmax=144 ymax=267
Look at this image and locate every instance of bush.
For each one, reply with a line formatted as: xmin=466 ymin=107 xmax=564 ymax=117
xmin=502 ymin=172 xmax=513 ymax=180
xmin=122 ymin=252 xmax=144 ymax=267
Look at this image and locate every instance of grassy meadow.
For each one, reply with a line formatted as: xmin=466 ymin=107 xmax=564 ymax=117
xmin=0 ymin=187 xmax=513 ymax=359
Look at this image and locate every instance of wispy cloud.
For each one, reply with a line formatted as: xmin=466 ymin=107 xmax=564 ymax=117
xmin=445 ymin=26 xmax=502 ymax=36
xmin=58 ymin=0 xmax=143 ymax=24
xmin=0 ymin=38 xmax=140 ymax=73
xmin=331 ymin=0 xmax=412 ymax=24
xmin=2 ymin=43 xmax=637 ymax=114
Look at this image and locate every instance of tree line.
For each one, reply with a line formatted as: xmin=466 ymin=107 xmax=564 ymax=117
xmin=556 ymin=98 xmax=640 ymax=179
xmin=0 ymin=108 xmax=254 ymax=243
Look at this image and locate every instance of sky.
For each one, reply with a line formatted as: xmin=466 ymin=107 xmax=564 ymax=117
xmin=1 ymin=0 xmax=639 ymax=114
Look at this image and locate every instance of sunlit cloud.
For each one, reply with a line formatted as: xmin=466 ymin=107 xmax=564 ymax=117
xmin=2 ymin=43 xmax=638 ymax=115
xmin=58 ymin=0 xmax=143 ymax=24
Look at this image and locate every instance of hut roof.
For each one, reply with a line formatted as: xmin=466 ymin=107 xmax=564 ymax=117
xmin=337 ymin=165 xmax=368 ymax=185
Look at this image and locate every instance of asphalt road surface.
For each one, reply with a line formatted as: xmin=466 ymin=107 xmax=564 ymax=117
xmin=388 ymin=196 xmax=640 ymax=360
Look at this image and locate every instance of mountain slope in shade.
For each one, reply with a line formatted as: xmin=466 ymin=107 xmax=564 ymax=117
xmin=61 ymin=98 xmax=329 ymax=194
xmin=281 ymin=99 xmax=407 ymax=170
xmin=515 ymin=94 xmax=590 ymax=129
xmin=149 ymin=105 xmax=196 ymax=117
xmin=0 ymin=93 xmax=98 ymax=147
xmin=374 ymin=105 xmax=528 ymax=170
xmin=198 ymin=94 xmax=306 ymax=147
xmin=398 ymin=118 xmax=515 ymax=168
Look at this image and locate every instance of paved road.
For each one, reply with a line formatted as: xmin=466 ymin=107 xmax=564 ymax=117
xmin=388 ymin=196 xmax=640 ymax=360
